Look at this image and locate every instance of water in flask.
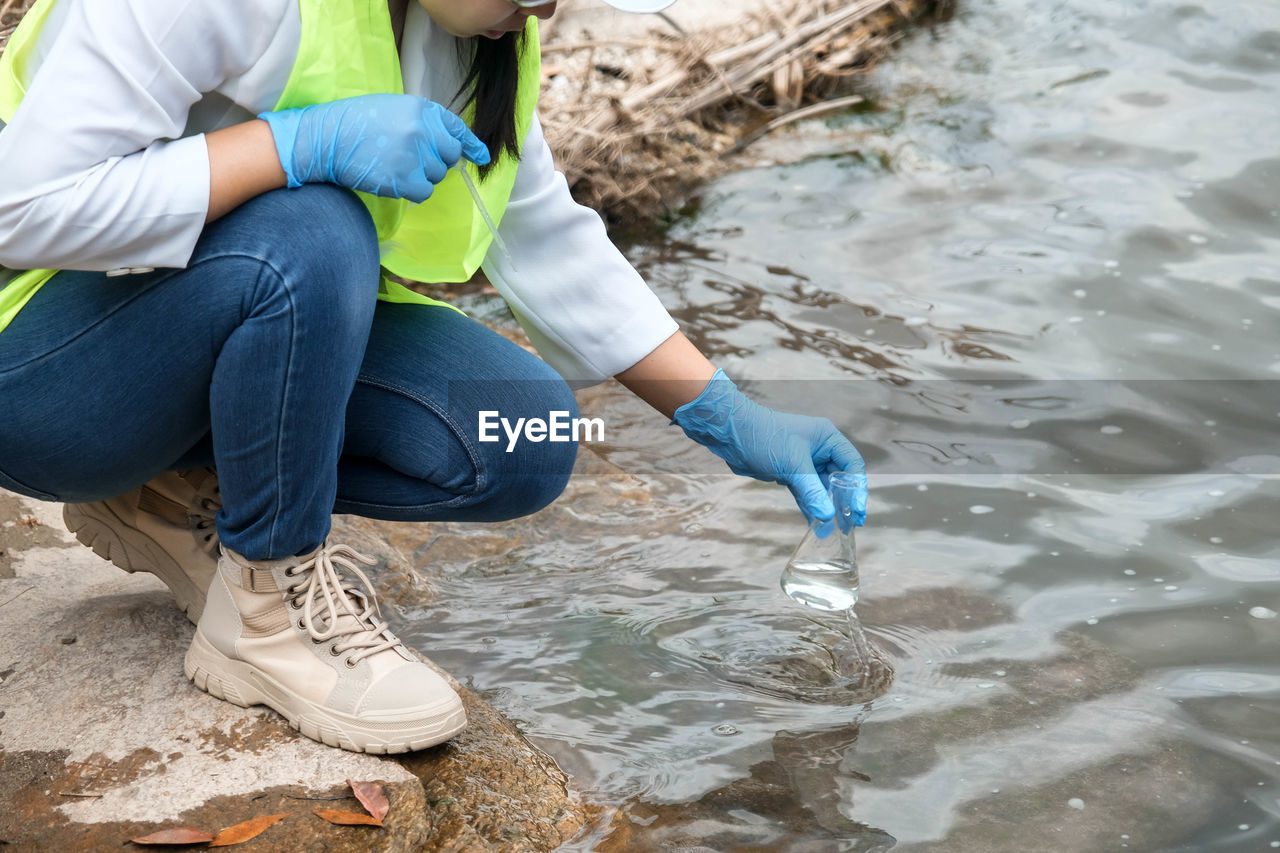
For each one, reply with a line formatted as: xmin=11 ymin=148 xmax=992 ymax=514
xmin=780 ymin=471 xmax=861 ymax=612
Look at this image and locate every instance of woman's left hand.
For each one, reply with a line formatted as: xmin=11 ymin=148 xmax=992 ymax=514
xmin=672 ymin=370 xmax=868 ymax=525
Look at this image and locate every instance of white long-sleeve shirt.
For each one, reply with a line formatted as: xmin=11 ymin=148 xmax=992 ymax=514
xmin=0 ymin=0 xmax=678 ymax=384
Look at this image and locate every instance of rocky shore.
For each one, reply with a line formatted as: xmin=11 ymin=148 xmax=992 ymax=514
xmin=0 ymin=489 xmax=590 ymax=851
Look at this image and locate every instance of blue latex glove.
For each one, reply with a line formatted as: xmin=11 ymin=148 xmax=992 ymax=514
xmin=259 ymin=94 xmax=490 ymax=203
xmin=672 ymin=369 xmax=868 ymax=526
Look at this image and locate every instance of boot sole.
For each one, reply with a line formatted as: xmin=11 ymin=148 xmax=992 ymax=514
xmin=184 ymin=631 xmax=467 ymax=754
xmin=63 ymin=502 xmax=207 ymax=625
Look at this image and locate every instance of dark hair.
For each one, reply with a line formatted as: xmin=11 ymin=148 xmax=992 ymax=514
xmin=457 ymin=31 xmax=526 ymax=179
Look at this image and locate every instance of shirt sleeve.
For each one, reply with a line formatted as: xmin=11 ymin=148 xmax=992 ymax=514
xmin=0 ymin=0 xmax=292 ymax=271
xmin=482 ymin=114 xmax=679 ymax=387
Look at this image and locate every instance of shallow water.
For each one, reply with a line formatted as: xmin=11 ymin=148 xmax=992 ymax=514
xmin=401 ymin=1 xmax=1280 ymax=849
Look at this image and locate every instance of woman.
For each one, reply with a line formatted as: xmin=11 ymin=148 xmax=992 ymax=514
xmin=0 ymin=0 xmax=867 ymax=753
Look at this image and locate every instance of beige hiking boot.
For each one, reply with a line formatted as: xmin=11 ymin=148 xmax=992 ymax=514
xmin=63 ymin=469 xmax=220 ymax=624
xmin=185 ymin=543 xmax=466 ymax=754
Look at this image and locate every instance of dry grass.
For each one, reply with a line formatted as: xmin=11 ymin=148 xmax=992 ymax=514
xmin=539 ymin=0 xmax=949 ymax=225
xmin=1 ymin=0 xmax=949 ymax=225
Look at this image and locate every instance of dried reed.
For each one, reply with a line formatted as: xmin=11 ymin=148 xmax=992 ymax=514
xmin=540 ymin=0 xmax=949 ymax=225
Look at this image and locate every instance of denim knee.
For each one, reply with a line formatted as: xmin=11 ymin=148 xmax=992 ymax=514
xmin=469 ymin=371 xmax=580 ymax=520
xmin=339 ymin=358 xmax=579 ymax=523
xmin=195 ymin=185 xmax=382 ymax=326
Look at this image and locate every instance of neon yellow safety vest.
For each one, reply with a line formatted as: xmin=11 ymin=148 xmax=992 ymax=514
xmin=0 ymin=0 xmax=540 ymax=333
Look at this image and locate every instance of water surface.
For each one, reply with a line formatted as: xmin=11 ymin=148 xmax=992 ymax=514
xmin=402 ymin=1 xmax=1280 ymax=849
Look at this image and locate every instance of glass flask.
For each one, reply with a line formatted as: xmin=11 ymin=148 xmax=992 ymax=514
xmin=780 ymin=471 xmax=861 ymax=611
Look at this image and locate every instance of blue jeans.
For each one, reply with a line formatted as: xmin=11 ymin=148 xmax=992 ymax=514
xmin=0 ymin=185 xmax=578 ymax=560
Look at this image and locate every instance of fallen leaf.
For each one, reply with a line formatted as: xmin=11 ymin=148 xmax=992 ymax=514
xmin=209 ymin=813 xmax=288 ymax=847
xmin=130 ymin=827 xmax=214 ymax=845
xmin=346 ymin=779 xmax=389 ymax=824
xmin=313 ymin=808 xmax=382 ymax=827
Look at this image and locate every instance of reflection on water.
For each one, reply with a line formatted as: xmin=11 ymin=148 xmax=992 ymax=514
xmin=400 ymin=0 xmax=1280 ymax=849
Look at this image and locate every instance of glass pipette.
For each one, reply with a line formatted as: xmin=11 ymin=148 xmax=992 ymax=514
xmin=454 ymin=160 xmax=516 ymax=270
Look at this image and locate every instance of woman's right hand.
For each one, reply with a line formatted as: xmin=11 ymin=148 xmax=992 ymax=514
xmin=258 ymin=94 xmax=490 ymax=203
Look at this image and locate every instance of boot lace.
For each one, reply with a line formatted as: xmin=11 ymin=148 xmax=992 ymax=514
xmin=182 ymin=468 xmax=221 ymax=555
xmin=283 ymin=544 xmax=401 ymax=666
